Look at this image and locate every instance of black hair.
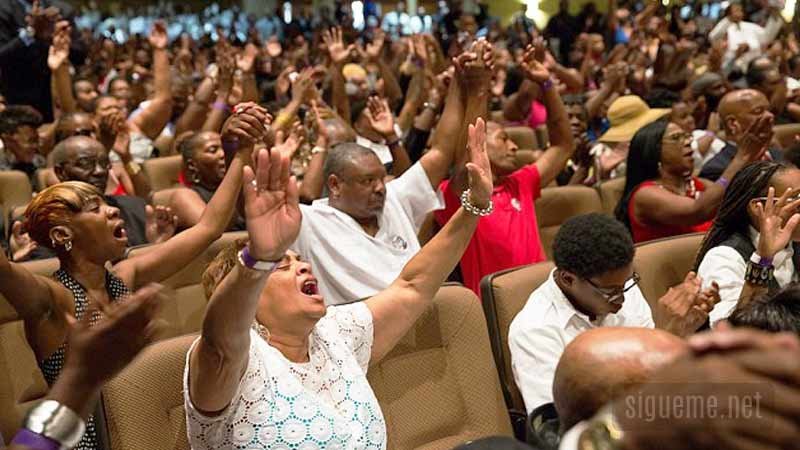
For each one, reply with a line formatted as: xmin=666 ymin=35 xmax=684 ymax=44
xmin=54 ymin=112 xmax=94 ymax=144
xmin=178 ymin=131 xmax=207 ymax=163
xmin=746 ymin=57 xmax=774 ymax=88
xmin=614 ymin=119 xmax=670 ymax=231
xmin=645 ymin=88 xmax=680 ymax=109
xmin=0 ymin=105 xmax=43 ymax=135
xmin=785 ymin=142 xmax=800 ymax=169
xmin=693 ymin=161 xmax=787 ymax=271
xmin=90 ymin=94 xmax=118 ymax=113
xmin=789 ymin=55 xmax=800 ymax=73
xmin=728 ymin=284 xmax=800 ymax=335
xmin=562 ymin=94 xmax=587 ymax=107
xmin=323 ymin=142 xmax=379 ymax=181
xmin=553 ymin=213 xmax=635 ymax=279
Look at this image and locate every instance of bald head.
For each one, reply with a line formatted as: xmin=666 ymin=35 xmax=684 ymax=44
xmin=553 ymin=327 xmax=687 ymax=431
xmin=718 ymin=89 xmax=771 ymax=138
xmin=51 ymin=136 xmax=110 ymax=191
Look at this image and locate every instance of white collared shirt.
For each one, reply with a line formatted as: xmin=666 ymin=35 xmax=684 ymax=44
xmin=355 ymin=135 xmax=394 ymax=166
xmin=698 ymin=227 xmax=797 ymax=326
xmin=508 ymin=269 xmax=654 ymax=415
xmin=709 ymin=16 xmax=783 ymax=71
xmin=291 ymin=161 xmax=443 ymax=305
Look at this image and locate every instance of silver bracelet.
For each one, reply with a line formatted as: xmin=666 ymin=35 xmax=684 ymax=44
xmin=460 ymin=188 xmax=494 ymax=216
xmin=23 ymin=400 xmax=86 ymax=450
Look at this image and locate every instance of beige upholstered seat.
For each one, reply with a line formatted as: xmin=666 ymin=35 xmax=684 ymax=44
xmin=479 ymin=262 xmax=555 ymax=416
xmin=143 ymin=155 xmax=183 ymax=191
xmin=368 ymin=284 xmax=513 ymax=449
xmin=102 ymin=334 xmax=195 ymax=450
xmin=149 ymin=187 xmax=184 ymax=207
xmin=598 ymin=177 xmax=626 ymax=216
xmin=535 ymin=186 xmax=603 ymax=259
xmin=633 ymin=233 xmax=705 ymax=308
xmin=0 ymin=170 xmax=32 ymax=233
xmin=505 ymin=126 xmax=538 ymax=150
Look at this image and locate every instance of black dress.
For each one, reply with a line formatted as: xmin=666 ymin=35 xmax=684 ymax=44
xmin=38 ymin=269 xmax=131 ymax=450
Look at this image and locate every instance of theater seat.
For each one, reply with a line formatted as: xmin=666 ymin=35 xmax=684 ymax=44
xmin=366 ymin=284 xmax=513 ymax=449
xmin=102 ymin=334 xmax=195 ymax=450
xmin=480 ymin=261 xmax=555 ymax=435
xmin=535 ymin=186 xmax=602 ymax=259
xmin=633 ymin=233 xmax=705 ymax=308
xmin=515 ymin=149 xmax=541 ymax=168
xmin=505 ymin=126 xmax=538 ymax=151
xmin=127 ymin=231 xmax=247 ymax=339
xmin=149 ymin=187 xmax=183 ymax=207
xmin=598 ymin=177 xmax=626 ymax=216
xmin=0 ymin=170 xmax=33 ymax=234
xmin=143 ymin=155 xmax=183 ymax=192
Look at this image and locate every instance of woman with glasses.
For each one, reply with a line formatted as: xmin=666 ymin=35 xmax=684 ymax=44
xmin=695 ymin=161 xmax=800 ymax=327
xmin=509 ymin=213 xmax=716 ymax=415
xmin=615 ymin=118 xmax=764 ymax=243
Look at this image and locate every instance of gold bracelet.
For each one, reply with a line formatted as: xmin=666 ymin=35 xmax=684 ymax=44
xmin=125 ymin=160 xmax=142 ymax=176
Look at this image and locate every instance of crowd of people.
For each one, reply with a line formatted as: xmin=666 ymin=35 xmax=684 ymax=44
xmin=3 ymin=0 xmax=800 ymax=449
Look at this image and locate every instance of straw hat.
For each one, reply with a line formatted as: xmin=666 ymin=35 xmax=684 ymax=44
xmin=599 ymin=96 xmax=670 ymax=143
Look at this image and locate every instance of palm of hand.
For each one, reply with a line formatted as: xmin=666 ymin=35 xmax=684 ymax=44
xmin=369 ymin=111 xmax=394 ymax=136
xmin=246 ymin=190 xmax=301 ymax=256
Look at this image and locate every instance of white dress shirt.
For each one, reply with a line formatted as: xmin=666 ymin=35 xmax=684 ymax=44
xmin=508 ymin=269 xmax=655 ymax=415
xmin=709 ymin=16 xmax=782 ymax=72
xmin=291 ymin=162 xmax=443 ymax=305
xmin=355 ymin=135 xmax=393 ymax=166
xmin=698 ymin=227 xmax=797 ymax=326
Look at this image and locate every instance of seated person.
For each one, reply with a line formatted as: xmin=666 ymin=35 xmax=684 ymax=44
xmin=699 ymin=89 xmax=782 ymax=181
xmin=0 ymin=105 xmax=46 ymax=185
xmin=10 ymin=136 xmax=177 ymax=261
xmin=695 ymin=160 xmax=800 ymax=326
xmin=509 ymin=213 xmax=717 ymax=414
xmin=553 ymin=327 xmax=687 ymax=432
xmin=169 ymin=131 xmax=245 ymax=231
xmin=615 ymin=118 xmax=763 ymax=243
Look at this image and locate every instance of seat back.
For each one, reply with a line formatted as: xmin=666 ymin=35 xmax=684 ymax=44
xmin=149 ymin=187 xmax=184 ymax=207
xmin=0 ymin=257 xmax=61 ymax=439
xmin=480 ymin=262 xmax=555 ymax=414
xmin=102 ymin=334 xmax=195 ymax=450
xmin=127 ymin=231 xmax=247 ymax=339
xmin=368 ymin=285 xmax=513 ymax=449
xmin=534 ymin=186 xmax=602 ymax=259
xmin=143 ymin=155 xmax=183 ymax=192
xmin=505 ymin=126 xmax=538 ymax=150
xmin=0 ymin=170 xmax=32 ymax=234
xmin=598 ymin=177 xmax=626 ymax=216
xmin=633 ymin=233 xmax=705 ymax=308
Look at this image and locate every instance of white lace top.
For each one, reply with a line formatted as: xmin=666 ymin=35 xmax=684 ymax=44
xmin=183 ymin=303 xmax=386 ymax=450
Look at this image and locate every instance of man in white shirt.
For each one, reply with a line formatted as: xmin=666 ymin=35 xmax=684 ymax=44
xmin=509 ymin=214 xmax=718 ymax=414
xmin=708 ymin=2 xmax=783 ymax=75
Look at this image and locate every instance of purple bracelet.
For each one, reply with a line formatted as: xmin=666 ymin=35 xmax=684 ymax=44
xmin=11 ymin=428 xmax=61 ymax=450
xmin=213 ymin=101 xmax=230 ymax=113
xmin=221 ymin=138 xmax=239 ymax=153
xmin=717 ymin=176 xmax=730 ymax=189
xmin=541 ymin=78 xmax=554 ymax=91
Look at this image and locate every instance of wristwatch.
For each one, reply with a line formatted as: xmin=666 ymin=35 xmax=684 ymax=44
xmin=22 ymin=400 xmax=86 ymax=450
xmin=578 ymin=405 xmax=625 ymax=450
xmin=237 ymin=246 xmax=280 ymax=272
xmin=750 ymin=252 xmax=774 ymax=267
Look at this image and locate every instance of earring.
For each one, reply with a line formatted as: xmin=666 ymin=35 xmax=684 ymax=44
xmin=64 ymin=241 xmax=72 ymax=252
xmin=252 ymin=320 xmax=270 ymax=343
xmin=192 ymin=173 xmax=200 ymax=184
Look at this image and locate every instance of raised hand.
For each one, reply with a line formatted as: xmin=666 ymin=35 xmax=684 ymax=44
xmin=149 ymin=21 xmax=168 ymax=50
xmin=273 ymin=122 xmax=306 ymax=160
xmin=465 ymin=118 xmax=494 ymax=209
xmin=310 ymin=100 xmax=330 ymax=148
xmin=26 ymin=0 xmax=61 ymax=42
xmin=145 ymin=205 xmax=178 ymax=244
xmin=521 ymin=44 xmax=551 ymax=84
xmin=737 ymin=114 xmax=774 ymax=162
xmin=47 ymin=21 xmax=71 ymax=71
xmin=237 ymin=43 xmax=259 ymax=74
xmin=220 ymin=103 xmax=269 ymax=153
xmin=111 ymin=124 xmax=132 ymax=163
xmin=216 ymin=46 xmax=236 ymax=97
xmin=366 ymin=28 xmax=386 ymax=61
xmin=290 ymin=67 xmax=317 ymax=104
xmin=365 ymin=96 xmax=396 ymax=139
xmin=322 ymin=27 xmax=354 ymax=66
xmin=242 ymin=149 xmax=301 ymax=261
xmin=753 ymin=186 xmax=800 ymax=259
xmin=10 ymin=221 xmax=37 ymax=262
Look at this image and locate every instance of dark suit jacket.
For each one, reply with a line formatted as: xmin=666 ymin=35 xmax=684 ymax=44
xmin=699 ymin=143 xmax=783 ymax=181
xmin=0 ymin=0 xmax=85 ymax=122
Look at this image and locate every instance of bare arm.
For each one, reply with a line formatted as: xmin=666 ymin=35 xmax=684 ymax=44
xmin=298 ymin=101 xmax=329 ymax=203
xmin=48 ymin=21 xmax=77 ymax=114
xmin=323 ymin=27 xmax=353 ymax=124
xmin=419 ymin=66 xmax=465 ymax=188
xmin=130 ymin=22 xmax=173 ymax=141
xmin=366 ymin=118 xmax=492 ymax=363
xmin=0 ymin=248 xmax=69 ymax=321
xmin=503 ymin=79 xmax=537 ymax=122
xmin=174 ymin=77 xmax=215 ymax=136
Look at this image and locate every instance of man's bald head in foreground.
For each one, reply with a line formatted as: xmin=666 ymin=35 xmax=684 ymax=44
xmin=553 ymin=327 xmax=687 ymax=431
xmin=718 ymin=89 xmax=772 ymax=139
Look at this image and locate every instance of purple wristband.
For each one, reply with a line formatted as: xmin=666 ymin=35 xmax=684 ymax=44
xmin=541 ymin=78 xmax=554 ymax=91
xmin=222 ymin=138 xmax=239 ymax=153
xmin=717 ymin=176 xmax=730 ymax=189
xmin=11 ymin=428 xmax=61 ymax=450
xmin=213 ymin=101 xmax=230 ymax=112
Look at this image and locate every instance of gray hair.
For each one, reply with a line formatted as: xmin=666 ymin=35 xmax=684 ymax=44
xmin=323 ymin=142 xmax=380 ymax=180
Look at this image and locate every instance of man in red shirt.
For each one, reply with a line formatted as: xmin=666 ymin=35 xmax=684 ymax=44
xmin=435 ymin=44 xmax=575 ymax=295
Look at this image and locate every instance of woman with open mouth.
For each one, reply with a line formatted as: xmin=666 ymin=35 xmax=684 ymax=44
xmin=184 ymin=118 xmax=495 ymax=450
xmin=0 ymin=103 xmax=270 ymax=450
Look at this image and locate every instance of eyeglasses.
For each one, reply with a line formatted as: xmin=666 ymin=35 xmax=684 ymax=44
xmin=585 ymin=272 xmax=641 ymax=304
xmin=663 ymin=132 xmax=692 ymax=144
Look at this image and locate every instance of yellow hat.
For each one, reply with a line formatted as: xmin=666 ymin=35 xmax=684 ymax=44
xmin=342 ymin=63 xmax=367 ymax=81
xmin=599 ymin=96 xmax=670 ymax=143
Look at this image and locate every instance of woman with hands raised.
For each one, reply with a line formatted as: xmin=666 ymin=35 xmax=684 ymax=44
xmin=184 ymin=118 xmax=495 ymax=449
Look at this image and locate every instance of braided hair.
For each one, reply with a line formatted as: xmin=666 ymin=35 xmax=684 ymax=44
xmin=693 ymin=161 xmax=787 ymax=271
xmin=614 ymin=119 xmax=670 ymax=231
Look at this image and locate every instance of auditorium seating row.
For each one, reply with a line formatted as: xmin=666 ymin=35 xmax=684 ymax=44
xmin=0 ymin=231 xmax=704 ymax=448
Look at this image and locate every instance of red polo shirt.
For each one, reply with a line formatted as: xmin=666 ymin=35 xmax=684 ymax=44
xmin=436 ymin=164 xmax=546 ymax=296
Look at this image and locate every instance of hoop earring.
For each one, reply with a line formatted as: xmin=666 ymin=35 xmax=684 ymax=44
xmin=252 ymin=320 xmax=270 ymax=343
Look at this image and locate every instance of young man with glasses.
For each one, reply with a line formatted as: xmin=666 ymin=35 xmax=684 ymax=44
xmin=508 ymin=213 xmax=718 ymax=415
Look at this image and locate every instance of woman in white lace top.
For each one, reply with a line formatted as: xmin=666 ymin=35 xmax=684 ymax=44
xmin=183 ymin=118 xmax=495 ymax=449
